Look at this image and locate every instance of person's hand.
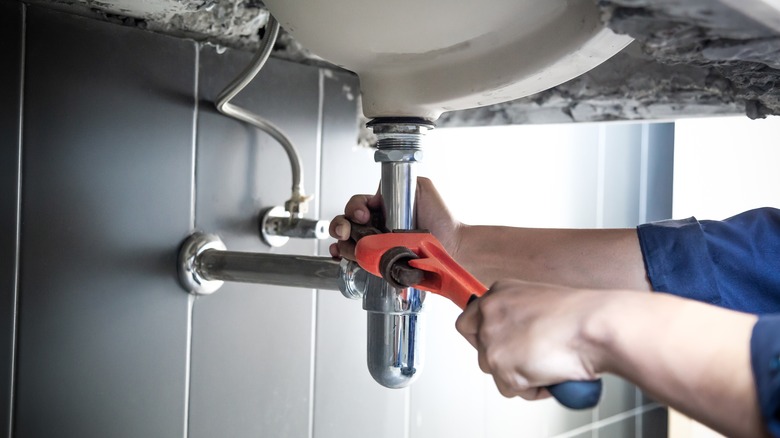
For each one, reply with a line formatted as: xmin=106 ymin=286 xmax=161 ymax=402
xmin=455 ymin=279 xmax=608 ymax=399
xmin=329 ymin=177 xmax=462 ymax=261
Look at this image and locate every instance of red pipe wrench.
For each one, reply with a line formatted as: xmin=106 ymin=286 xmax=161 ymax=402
xmin=354 ymin=231 xmax=487 ymax=309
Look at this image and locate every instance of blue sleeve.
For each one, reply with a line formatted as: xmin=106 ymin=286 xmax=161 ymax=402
xmin=752 ymin=315 xmax=780 ymax=437
xmin=637 ymin=207 xmax=780 ymax=314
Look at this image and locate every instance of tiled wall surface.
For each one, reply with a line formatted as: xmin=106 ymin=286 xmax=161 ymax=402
xmin=0 ymin=2 xmax=671 ymax=437
xmin=17 ymin=6 xmax=195 ymax=437
xmin=0 ymin=3 xmax=23 ymax=437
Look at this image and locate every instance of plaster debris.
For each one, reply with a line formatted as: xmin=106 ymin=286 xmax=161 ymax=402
xmin=599 ymin=0 xmax=780 ymax=119
xmin=30 ymin=0 xmax=270 ymax=49
xmin=438 ymin=43 xmax=743 ymax=126
xmin=439 ymin=0 xmax=780 ymax=126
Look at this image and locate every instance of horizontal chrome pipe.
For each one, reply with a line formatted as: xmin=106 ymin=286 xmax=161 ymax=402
xmin=198 ymin=250 xmax=341 ymax=290
xmin=178 ymin=232 xmax=369 ymax=297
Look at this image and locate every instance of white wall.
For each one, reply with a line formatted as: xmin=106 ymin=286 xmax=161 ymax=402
xmin=674 ymin=116 xmax=780 ymax=219
xmin=670 ymin=115 xmax=780 ymax=438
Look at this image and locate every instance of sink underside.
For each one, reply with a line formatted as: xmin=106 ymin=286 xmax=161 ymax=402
xmin=28 ymin=0 xmax=780 ymax=123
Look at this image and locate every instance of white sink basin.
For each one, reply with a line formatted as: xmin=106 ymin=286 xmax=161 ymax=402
xmin=263 ymin=0 xmax=632 ymax=120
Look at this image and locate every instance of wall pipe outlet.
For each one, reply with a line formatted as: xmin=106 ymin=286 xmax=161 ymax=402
xmin=259 ymin=206 xmax=330 ymax=248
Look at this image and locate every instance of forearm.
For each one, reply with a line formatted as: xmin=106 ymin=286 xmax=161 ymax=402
xmin=455 ymin=225 xmax=651 ymax=291
xmin=586 ymin=292 xmax=765 ymax=438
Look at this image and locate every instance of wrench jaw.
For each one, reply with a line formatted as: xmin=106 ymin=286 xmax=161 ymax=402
xmin=356 ymin=232 xmax=488 ymax=310
xmin=379 ymin=246 xmax=423 ymax=289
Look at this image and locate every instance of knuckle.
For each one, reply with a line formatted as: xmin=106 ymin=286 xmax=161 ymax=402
xmin=347 ymin=194 xmax=365 ymax=204
xmin=496 ymin=385 xmax=514 ymax=398
xmin=475 ymin=328 xmax=490 ymax=347
xmin=478 ymin=355 xmax=491 ymax=374
xmin=476 ymin=299 xmax=493 ymax=320
xmin=494 ymin=376 xmax=522 ymax=398
xmin=345 ymin=196 xmax=364 ymax=215
xmin=454 ymin=313 xmax=468 ymax=334
xmin=533 ymin=388 xmax=552 ymax=401
xmin=478 ymin=292 xmax=502 ymax=316
xmin=485 ymin=349 xmax=504 ymax=374
xmin=454 ymin=318 xmax=464 ymax=334
xmin=516 ymin=388 xmax=540 ymax=401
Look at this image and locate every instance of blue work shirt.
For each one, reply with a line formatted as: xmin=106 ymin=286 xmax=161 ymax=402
xmin=637 ymin=207 xmax=780 ymax=436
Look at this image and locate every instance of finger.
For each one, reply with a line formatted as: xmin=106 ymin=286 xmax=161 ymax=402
xmin=477 ymin=346 xmax=492 ymax=374
xmin=367 ymin=183 xmax=383 ymax=210
xmin=494 ymin=381 xmax=518 ymax=398
xmin=415 ymin=177 xmax=440 ymax=209
xmin=455 ymin=297 xmax=481 ymax=335
xmin=455 ymin=303 xmax=481 ymax=349
xmin=329 ymin=215 xmax=351 ymax=240
xmin=336 ymin=240 xmax=357 ymax=261
xmin=492 ymin=374 xmax=528 ymax=398
xmin=345 ymin=194 xmax=374 ymax=223
xmin=329 ymin=243 xmax=341 ymax=259
xmin=534 ymin=388 xmax=552 ymax=401
xmin=514 ymin=387 xmax=547 ymax=401
xmin=492 ymin=371 xmax=536 ymax=399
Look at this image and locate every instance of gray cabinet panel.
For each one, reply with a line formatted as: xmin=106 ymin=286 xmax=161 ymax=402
xmin=188 ymin=47 xmax=320 ymax=438
xmin=16 ymin=7 xmax=194 ymax=437
xmin=316 ymin=69 xmax=409 ymax=438
xmin=0 ymin=2 xmax=22 ymax=436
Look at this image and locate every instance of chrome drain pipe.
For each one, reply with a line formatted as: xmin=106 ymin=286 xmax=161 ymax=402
xmin=363 ymin=118 xmax=433 ymax=388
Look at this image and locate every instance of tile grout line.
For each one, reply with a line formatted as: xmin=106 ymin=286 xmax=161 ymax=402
xmin=635 ymin=387 xmax=644 ymax=438
xmin=404 ymin=386 xmax=411 ymax=438
xmin=308 ymin=67 xmax=326 ymax=438
xmin=638 ymin=124 xmax=650 ymax=225
xmin=9 ymin=4 xmax=27 ymax=437
xmin=552 ymin=403 xmax=664 ymax=438
xmin=596 ymin=124 xmax=607 ymax=228
xmin=189 ymin=44 xmax=199 ymax=232
xmin=183 ymin=42 xmax=200 ymax=438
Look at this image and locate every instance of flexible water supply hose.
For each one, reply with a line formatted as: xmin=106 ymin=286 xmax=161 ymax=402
xmin=215 ymin=15 xmax=310 ymax=217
